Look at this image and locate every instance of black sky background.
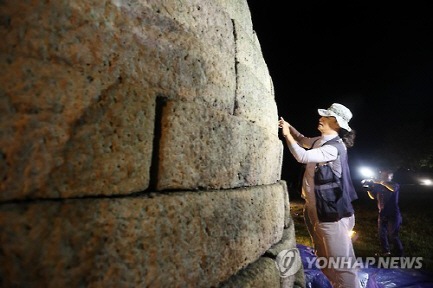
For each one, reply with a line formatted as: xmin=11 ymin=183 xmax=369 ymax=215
xmin=247 ymin=1 xmax=433 ymax=189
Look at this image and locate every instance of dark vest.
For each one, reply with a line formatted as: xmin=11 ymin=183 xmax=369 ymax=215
xmin=326 ymin=136 xmax=358 ymax=202
xmin=314 ymin=136 xmax=358 ymax=222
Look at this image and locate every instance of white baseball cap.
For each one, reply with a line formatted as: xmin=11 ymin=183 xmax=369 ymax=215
xmin=318 ymin=103 xmax=353 ymax=132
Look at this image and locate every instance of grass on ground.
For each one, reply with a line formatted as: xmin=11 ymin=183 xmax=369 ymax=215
xmin=289 ymin=188 xmax=433 ymax=272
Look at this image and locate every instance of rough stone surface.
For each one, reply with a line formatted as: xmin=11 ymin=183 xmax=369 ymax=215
xmin=281 ymin=181 xmax=293 ymax=228
xmin=266 ymin=225 xmax=299 ymax=288
xmin=215 ymin=0 xmax=253 ymax=34
xmin=0 ymin=0 xmax=238 ymax=200
xmin=0 ymin=0 xmax=236 ymax=113
xmin=157 ymin=100 xmax=283 ymax=190
xmin=0 ymin=183 xmax=285 ymax=288
xmin=0 ymin=56 xmax=155 ymax=200
xmin=140 ymin=0 xmax=237 ymax=112
xmin=266 ymin=226 xmax=297 ymax=259
xmin=218 ymin=257 xmax=281 ymax=288
xmin=235 ymin=63 xmax=279 ymax=135
xmin=235 ymin=24 xmax=273 ymax=96
xmin=0 ymin=0 xmax=295 ymax=287
xmin=233 ymin=20 xmax=278 ymax=135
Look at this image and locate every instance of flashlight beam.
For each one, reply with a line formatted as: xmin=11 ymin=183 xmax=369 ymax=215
xmin=359 ymin=167 xmax=375 ymax=178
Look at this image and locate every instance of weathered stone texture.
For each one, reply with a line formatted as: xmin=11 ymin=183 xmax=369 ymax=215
xmin=157 ymin=100 xmax=283 ymax=191
xmin=234 ymin=20 xmax=278 ymax=135
xmin=0 ymin=56 xmax=155 ymax=200
xmin=1 ymin=0 xmax=236 ymax=112
xmin=220 ymin=224 xmax=300 ymax=288
xmin=235 ymin=63 xmax=278 ymax=135
xmin=215 ymin=0 xmax=253 ymax=34
xmin=264 ymin=187 xmax=301 ymax=288
xmin=0 ymin=183 xmax=285 ymax=288
xmin=267 ymin=218 xmax=298 ymax=288
xmin=218 ymin=257 xmax=281 ymax=288
xmin=140 ymin=0 xmax=237 ymax=111
xmin=281 ymin=181 xmax=293 ymax=228
xmin=236 ymin=27 xmax=273 ymax=96
xmin=0 ymin=0 xmax=296 ymax=286
xmin=0 ymin=0 xmax=238 ymax=200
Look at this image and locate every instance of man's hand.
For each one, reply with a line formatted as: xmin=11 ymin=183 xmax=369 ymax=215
xmin=278 ymin=117 xmax=290 ymax=136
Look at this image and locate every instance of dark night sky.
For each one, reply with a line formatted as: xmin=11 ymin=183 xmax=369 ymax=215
xmin=247 ymin=1 xmax=433 ymax=185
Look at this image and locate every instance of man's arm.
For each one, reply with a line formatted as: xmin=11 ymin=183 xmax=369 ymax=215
xmin=279 ymin=117 xmax=317 ymax=148
xmin=289 ymin=126 xmax=317 ymax=148
xmin=279 ymin=118 xmax=337 ymax=164
xmin=373 ymin=181 xmax=397 ymax=192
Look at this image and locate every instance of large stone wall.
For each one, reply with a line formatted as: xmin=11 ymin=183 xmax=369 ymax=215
xmin=0 ymin=0 xmax=302 ymax=287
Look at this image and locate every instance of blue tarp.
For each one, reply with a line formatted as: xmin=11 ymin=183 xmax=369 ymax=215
xmin=298 ymin=244 xmax=433 ymax=288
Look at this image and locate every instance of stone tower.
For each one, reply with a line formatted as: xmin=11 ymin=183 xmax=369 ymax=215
xmin=0 ymin=0 xmax=301 ymax=287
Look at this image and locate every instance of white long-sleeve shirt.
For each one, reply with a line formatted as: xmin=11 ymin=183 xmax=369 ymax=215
xmin=288 ymin=126 xmax=343 ymax=209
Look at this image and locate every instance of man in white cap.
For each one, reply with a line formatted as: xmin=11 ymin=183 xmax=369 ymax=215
xmin=279 ymin=103 xmax=360 ymax=288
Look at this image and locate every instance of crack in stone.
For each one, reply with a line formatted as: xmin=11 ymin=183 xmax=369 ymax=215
xmin=232 ymin=19 xmax=240 ymax=116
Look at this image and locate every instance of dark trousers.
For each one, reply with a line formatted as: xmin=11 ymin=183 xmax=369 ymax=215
xmin=378 ymin=214 xmax=403 ymax=256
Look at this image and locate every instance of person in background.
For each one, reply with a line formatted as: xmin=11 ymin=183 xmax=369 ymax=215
xmin=279 ymin=103 xmax=360 ymax=288
xmin=363 ymin=169 xmax=404 ymax=257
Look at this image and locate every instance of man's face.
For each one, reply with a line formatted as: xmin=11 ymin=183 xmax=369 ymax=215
xmin=318 ymin=116 xmax=340 ymax=133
